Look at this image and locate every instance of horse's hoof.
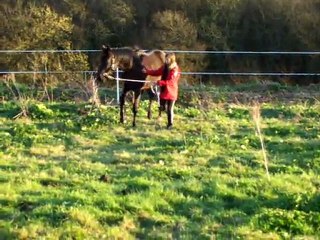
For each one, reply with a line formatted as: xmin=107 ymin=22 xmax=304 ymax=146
xmin=167 ymin=125 xmax=173 ymax=130
xmin=99 ymin=174 xmax=111 ymax=183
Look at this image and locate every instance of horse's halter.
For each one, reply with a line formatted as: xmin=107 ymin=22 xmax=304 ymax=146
xmin=107 ymin=54 xmax=133 ymax=72
xmin=101 ymin=54 xmax=117 ymax=79
xmin=109 ymin=55 xmax=117 ymax=71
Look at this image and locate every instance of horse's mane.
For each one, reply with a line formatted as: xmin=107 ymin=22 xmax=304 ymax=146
xmin=108 ymin=47 xmax=135 ymax=60
xmin=102 ymin=46 xmax=165 ymax=67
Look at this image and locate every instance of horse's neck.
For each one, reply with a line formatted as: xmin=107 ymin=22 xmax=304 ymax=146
xmin=110 ymin=48 xmax=146 ymax=73
xmin=133 ymin=56 xmax=143 ymax=69
xmin=123 ymin=56 xmax=143 ymax=71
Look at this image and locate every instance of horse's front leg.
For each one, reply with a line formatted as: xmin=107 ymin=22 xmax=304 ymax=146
xmin=120 ymin=90 xmax=127 ymax=124
xmin=132 ymin=90 xmax=141 ymax=127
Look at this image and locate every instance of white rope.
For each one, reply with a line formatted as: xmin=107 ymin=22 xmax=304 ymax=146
xmin=0 ymin=71 xmax=96 ymax=74
xmin=182 ymin=72 xmax=320 ymax=76
xmin=155 ymin=85 xmax=160 ymax=106
xmin=106 ymin=75 xmax=151 ymax=83
xmin=167 ymin=50 xmax=320 ymax=55
xmin=0 ymin=50 xmax=100 ymax=53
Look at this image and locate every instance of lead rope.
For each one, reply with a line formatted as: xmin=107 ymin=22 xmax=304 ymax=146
xmin=150 ymin=84 xmax=160 ymax=107
xmin=105 ymin=73 xmax=160 ymax=105
xmin=155 ymin=85 xmax=160 ymax=107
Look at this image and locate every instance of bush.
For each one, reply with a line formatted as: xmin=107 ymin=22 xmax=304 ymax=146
xmin=253 ymin=208 xmax=319 ymax=235
xmin=0 ymin=132 xmax=12 ymax=151
xmin=29 ymin=103 xmax=55 ymax=120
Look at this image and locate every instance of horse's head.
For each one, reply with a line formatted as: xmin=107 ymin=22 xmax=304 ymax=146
xmin=96 ymin=45 xmax=135 ymax=82
xmin=96 ymin=45 xmax=116 ymax=82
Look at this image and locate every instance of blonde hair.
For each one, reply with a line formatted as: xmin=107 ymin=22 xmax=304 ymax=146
xmin=166 ymin=52 xmax=177 ymax=69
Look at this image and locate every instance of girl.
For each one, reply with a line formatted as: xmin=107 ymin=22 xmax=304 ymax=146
xmin=144 ymin=52 xmax=181 ymax=129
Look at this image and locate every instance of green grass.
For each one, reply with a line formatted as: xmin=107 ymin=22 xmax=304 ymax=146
xmin=0 ymin=84 xmax=320 ymax=239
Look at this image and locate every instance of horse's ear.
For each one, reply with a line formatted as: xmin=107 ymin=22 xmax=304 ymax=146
xmin=102 ymin=45 xmax=110 ymax=51
xmin=133 ymin=45 xmax=140 ymax=51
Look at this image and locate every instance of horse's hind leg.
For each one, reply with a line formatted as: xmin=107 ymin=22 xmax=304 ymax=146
xmin=158 ymin=99 xmax=166 ymax=119
xmin=132 ymin=90 xmax=141 ymax=127
xmin=147 ymin=89 xmax=158 ymax=120
xmin=120 ymin=90 xmax=127 ymax=124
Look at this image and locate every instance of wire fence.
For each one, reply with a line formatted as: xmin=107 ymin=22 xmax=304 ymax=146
xmin=1 ymin=71 xmax=319 ymax=77
xmin=1 ymin=49 xmax=320 ymax=55
xmin=1 ymin=49 xmax=320 ymax=77
xmin=1 ymin=49 xmax=319 ymax=103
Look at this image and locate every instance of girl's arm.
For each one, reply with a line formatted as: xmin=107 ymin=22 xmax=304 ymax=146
xmin=144 ymin=66 xmax=164 ymax=76
xmin=158 ymin=68 xmax=180 ymax=86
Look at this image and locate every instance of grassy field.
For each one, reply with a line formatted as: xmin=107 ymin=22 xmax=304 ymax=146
xmin=0 ymin=83 xmax=319 ymax=239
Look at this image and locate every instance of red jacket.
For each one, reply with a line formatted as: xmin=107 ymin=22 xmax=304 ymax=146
xmin=146 ymin=65 xmax=181 ymax=101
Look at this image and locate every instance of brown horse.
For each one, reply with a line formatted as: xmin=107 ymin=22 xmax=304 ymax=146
xmin=96 ymin=46 xmax=165 ymax=127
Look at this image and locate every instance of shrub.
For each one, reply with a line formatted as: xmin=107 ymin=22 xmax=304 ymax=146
xmin=253 ymin=208 xmax=319 ymax=235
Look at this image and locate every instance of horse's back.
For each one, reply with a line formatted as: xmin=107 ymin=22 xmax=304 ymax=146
xmin=142 ymin=50 xmax=165 ymax=68
xmin=120 ymin=47 xmax=166 ymax=90
xmin=140 ymin=49 xmax=166 ymax=89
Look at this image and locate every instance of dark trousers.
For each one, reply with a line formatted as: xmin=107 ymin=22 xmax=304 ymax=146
xmin=159 ymin=99 xmax=175 ymax=128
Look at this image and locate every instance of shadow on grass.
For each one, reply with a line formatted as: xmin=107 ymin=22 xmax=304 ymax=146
xmin=0 ymin=227 xmax=18 ymax=240
xmin=0 ymin=198 xmax=16 ymax=208
xmin=261 ymin=107 xmax=298 ymax=119
xmin=266 ymin=139 xmax=320 ymax=172
xmin=0 ymin=164 xmax=29 ymax=172
xmin=1 ymin=195 xmax=87 ymax=229
xmin=264 ymin=124 xmax=319 ymax=139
